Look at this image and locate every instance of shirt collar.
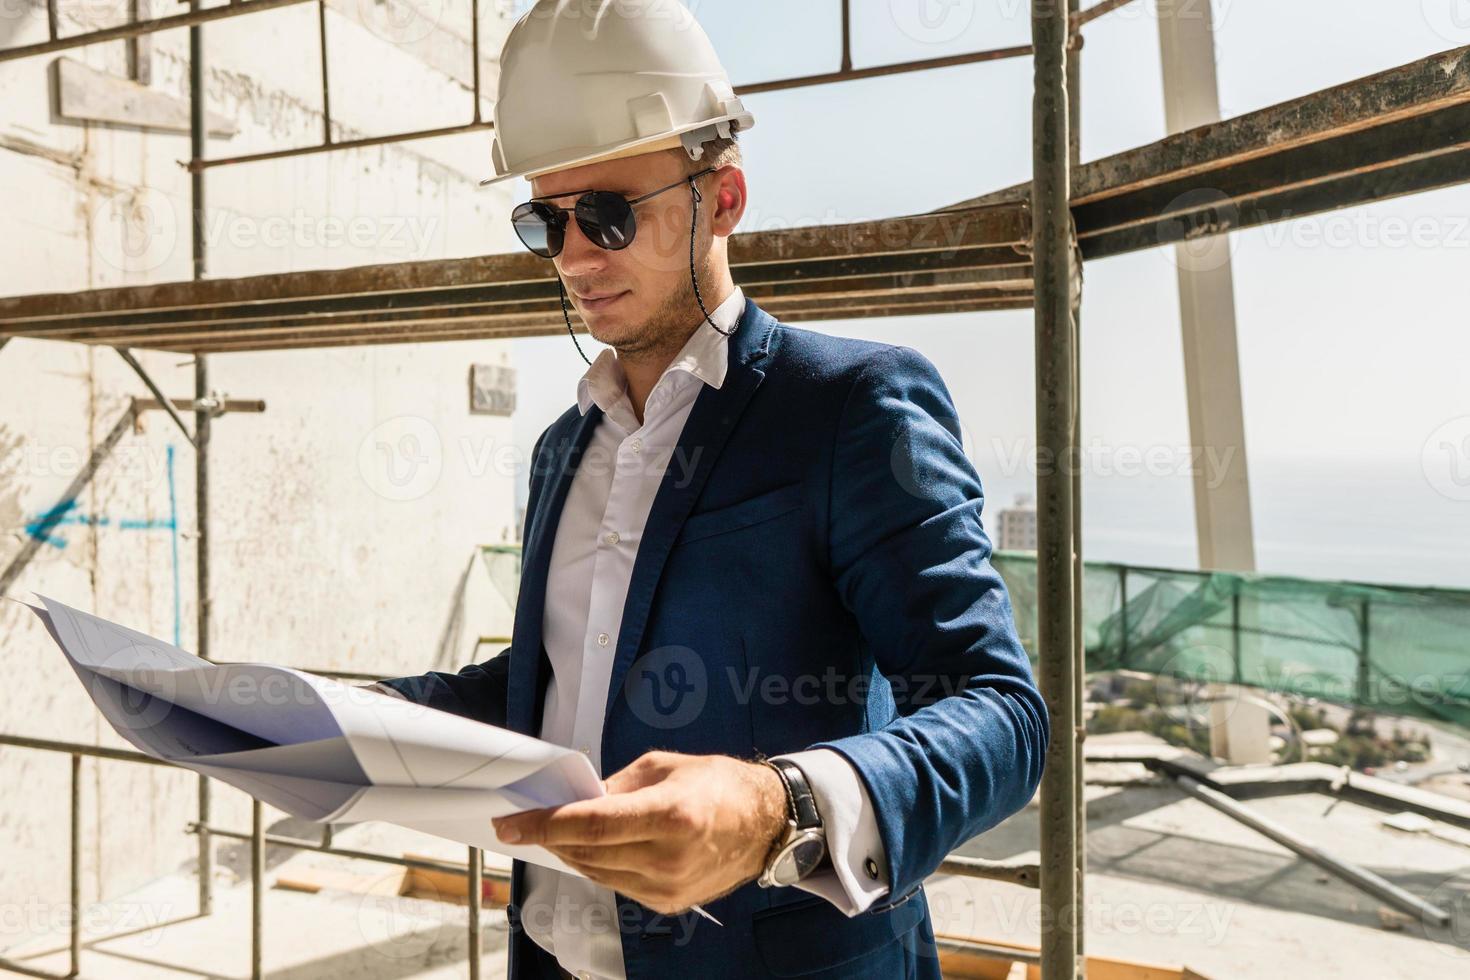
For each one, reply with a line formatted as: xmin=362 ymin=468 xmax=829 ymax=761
xmin=576 ymin=286 xmax=745 ymax=416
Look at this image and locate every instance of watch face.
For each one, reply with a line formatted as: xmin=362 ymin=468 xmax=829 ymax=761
xmin=772 ymin=833 xmax=826 ymax=886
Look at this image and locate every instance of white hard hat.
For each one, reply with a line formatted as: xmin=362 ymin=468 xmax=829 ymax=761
xmin=482 ymin=0 xmax=755 ymax=187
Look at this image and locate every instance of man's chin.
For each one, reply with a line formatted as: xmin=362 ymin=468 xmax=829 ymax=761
xmin=583 ymin=307 xmax=645 ymax=344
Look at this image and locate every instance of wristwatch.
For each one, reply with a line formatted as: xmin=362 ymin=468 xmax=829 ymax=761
xmin=757 ymin=758 xmax=827 ymax=888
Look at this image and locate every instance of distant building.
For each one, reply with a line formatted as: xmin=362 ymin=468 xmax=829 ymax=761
xmin=998 ymin=493 xmax=1038 ymax=551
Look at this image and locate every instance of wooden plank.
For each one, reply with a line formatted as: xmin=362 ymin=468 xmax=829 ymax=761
xmin=56 ymin=58 xmax=238 ymax=137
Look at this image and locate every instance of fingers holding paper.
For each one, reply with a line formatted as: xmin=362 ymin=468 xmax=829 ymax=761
xmin=491 ymin=750 xmax=787 ymax=915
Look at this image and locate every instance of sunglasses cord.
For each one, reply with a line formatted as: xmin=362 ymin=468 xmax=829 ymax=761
xmin=558 ymin=175 xmax=733 ymax=367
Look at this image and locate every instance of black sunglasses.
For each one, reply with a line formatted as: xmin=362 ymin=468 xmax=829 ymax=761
xmin=511 ymin=166 xmax=718 ymax=258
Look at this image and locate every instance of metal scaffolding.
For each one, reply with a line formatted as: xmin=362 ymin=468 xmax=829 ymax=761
xmin=3 ymin=2 xmax=1469 ymax=979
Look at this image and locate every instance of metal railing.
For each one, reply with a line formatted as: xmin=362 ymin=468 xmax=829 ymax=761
xmin=0 ymin=727 xmax=505 ymax=979
xmin=0 ymin=730 xmax=1037 ymax=979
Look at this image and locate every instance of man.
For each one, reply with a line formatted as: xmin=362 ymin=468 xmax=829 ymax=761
xmin=374 ymin=3 xmax=1048 ymax=977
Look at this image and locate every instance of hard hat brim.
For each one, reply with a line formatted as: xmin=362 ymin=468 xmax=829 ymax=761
xmin=479 ymin=115 xmax=749 ymax=188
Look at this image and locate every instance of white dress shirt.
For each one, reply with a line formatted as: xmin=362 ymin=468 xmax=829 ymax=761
xmin=520 ymin=285 xmax=890 ymax=980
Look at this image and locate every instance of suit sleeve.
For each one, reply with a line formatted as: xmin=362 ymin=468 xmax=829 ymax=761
xmin=810 ymin=343 xmax=1049 ymax=905
xmin=374 ymin=426 xmax=553 ymax=729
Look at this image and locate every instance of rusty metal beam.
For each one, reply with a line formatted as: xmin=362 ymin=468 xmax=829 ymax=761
xmin=1080 ymin=105 xmax=1470 ymax=257
xmin=12 ymin=266 xmax=1034 ymax=349
xmin=942 ymin=45 xmax=1470 ymax=258
xmin=4 ymin=250 xmax=1031 ymax=339
xmin=0 ymin=205 xmax=1025 ymax=325
xmin=140 ymin=294 xmax=1036 ymax=355
xmin=0 ymin=206 xmax=1031 ymax=350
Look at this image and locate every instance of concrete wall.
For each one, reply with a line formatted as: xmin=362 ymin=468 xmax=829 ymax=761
xmin=0 ymin=0 xmax=528 ymax=946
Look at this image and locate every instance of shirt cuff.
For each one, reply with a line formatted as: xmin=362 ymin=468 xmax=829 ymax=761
xmin=771 ymin=748 xmax=890 ymax=916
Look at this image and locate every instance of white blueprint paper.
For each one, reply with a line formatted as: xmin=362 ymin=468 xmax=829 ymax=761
xmin=25 ymin=594 xmax=604 ymax=875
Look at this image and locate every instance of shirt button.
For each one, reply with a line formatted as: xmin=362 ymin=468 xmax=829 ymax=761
xmin=604 ymin=531 xmax=619 ymax=545
xmin=596 ymin=632 xmax=610 ymax=647
xmin=630 ymin=438 xmax=642 ymax=454
xmin=864 ymin=857 xmax=880 ymax=881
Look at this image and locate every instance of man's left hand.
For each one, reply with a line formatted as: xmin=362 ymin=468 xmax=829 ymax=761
xmin=491 ymin=750 xmax=788 ymax=915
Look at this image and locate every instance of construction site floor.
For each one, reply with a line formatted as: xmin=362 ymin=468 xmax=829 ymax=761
xmin=4 ymin=750 xmax=1469 ymax=978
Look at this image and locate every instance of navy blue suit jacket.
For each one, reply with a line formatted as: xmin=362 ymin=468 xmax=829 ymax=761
xmin=380 ymin=297 xmax=1049 ymax=978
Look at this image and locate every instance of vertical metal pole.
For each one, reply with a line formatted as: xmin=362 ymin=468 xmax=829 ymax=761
xmin=127 ymin=0 xmax=152 ymax=85
xmin=1032 ymin=1 xmax=1077 ymax=978
xmin=467 ymin=846 xmax=483 ymax=980
xmin=189 ymin=0 xmax=214 ymax=921
xmin=1357 ymin=597 xmax=1371 ymax=706
xmin=1117 ymin=565 xmax=1128 ymax=667
xmin=317 ymin=0 xmax=333 ymax=143
xmin=839 ymin=0 xmax=852 ymax=73
xmin=251 ymin=800 xmax=264 ymax=980
xmin=70 ymin=754 xmax=81 ymax=978
xmin=1231 ymin=588 xmax=1243 ymax=685
xmin=470 ymin=0 xmax=482 ymax=123
xmin=1065 ymin=3 xmax=1085 ymax=973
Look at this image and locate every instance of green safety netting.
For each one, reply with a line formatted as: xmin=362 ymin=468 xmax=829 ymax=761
xmin=991 ymin=551 xmax=1470 ymax=732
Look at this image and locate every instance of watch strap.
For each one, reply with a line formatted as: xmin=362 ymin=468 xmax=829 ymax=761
xmin=766 ymin=758 xmax=822 ymax=831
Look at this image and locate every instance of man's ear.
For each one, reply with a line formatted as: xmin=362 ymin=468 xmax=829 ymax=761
xmin=711 ymin=167 xmax=748 ymax=235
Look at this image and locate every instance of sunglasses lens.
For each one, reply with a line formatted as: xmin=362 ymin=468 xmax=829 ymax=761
xmin=512 ymin=202 xmax=562 ymax=257
xmin=576 ymin=191 xmax=636 ymax=251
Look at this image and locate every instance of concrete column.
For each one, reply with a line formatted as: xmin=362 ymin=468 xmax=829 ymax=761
xmin=1157 ymin=0 xmax=1256 ymax=571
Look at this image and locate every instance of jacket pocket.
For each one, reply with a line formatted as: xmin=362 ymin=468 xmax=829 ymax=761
xmin=673 ymin=481 xmax=803 ymax=548
xmin=751 ymin=893 xmax=923 ymax=977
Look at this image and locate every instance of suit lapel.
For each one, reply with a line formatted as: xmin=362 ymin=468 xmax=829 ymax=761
xmin=507 ymin=402 xmax=604 ymax=735
xmin=601 ymin=298 xmax=775 ymax=722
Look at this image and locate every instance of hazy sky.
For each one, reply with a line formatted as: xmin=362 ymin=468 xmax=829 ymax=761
xmin=510 ymin=1 xmax=1470 ymax=588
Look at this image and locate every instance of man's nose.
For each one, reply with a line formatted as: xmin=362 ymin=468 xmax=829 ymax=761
xmin=555 ymin=216 xmax=609 ymax=278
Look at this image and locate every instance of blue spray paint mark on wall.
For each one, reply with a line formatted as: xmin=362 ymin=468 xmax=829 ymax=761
xmin=166 ymin=444 xmax=180 ymax=647
xmin=23 ymin=443 xmax=184 ymax=645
